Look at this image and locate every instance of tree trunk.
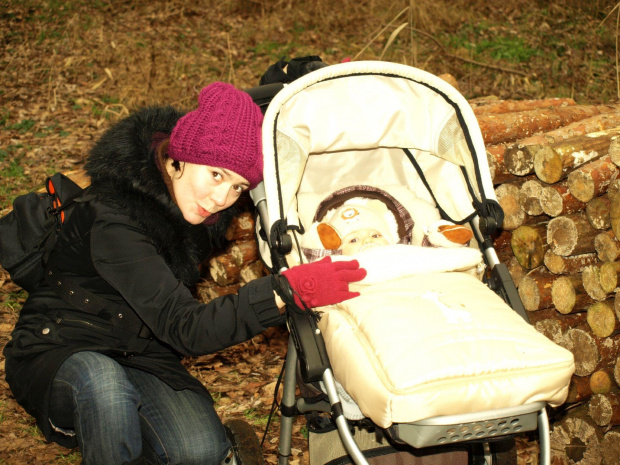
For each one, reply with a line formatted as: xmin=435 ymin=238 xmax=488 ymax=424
xmin=567 ymin=155 xmax=620 ymax=203
xmin=547 ymin=213 xmax=599 ymax=256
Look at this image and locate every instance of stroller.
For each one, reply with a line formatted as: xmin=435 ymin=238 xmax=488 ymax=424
xmin=247 ymin=61 xmax=575 ymax=465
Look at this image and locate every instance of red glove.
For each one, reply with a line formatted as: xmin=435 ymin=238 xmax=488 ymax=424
xmin=281 ymin=257 xmax=367 ymax=308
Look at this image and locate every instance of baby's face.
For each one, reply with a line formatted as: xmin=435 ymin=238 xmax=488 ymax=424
xmin=339 ymin=228 xmax=390 ymax=255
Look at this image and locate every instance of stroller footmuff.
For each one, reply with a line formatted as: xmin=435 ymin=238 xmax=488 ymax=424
xmin=250 ymin=60 xmax=575 ymax=465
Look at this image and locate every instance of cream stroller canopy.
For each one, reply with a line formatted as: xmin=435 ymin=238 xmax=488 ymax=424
xmin=253 ymin=61 xmax=502 ymax=267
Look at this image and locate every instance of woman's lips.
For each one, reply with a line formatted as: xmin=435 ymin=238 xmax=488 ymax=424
xmin=197 ymin=205 xmax=212 ymax=218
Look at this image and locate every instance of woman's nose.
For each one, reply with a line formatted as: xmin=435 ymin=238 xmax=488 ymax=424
xmin=211 ymin=185 xmax=229 ymax=207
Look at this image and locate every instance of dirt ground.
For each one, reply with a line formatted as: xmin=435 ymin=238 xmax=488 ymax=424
xmin=1 ymin=0 xmax=619 ymax=463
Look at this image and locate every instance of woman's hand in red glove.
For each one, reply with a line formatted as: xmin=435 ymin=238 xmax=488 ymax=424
xmin=280 ymin=256 xmax=366 ymax=308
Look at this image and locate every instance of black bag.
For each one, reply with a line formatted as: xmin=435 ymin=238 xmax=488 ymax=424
xmin=0 ymin=173 xmax=85 ymax=292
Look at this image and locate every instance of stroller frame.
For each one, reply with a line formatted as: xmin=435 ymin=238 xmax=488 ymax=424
xmin=248 ymin=61 xmax=555 ymax=465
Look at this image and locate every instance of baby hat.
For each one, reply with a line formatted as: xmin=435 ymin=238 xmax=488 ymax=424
xmin=318 ymin=199 xmax=397 ymax=249
xmin=168 ymin=82 xmax=264 ymax=189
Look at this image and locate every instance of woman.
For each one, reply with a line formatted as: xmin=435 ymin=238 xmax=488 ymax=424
xmin=3 ymin=82 xmax=365 ymax=465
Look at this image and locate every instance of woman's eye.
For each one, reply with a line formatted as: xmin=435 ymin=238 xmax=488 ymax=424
xmin=232 ymin=185 xmax=244 ymax=194
xmin=212 ymin=172 xmax=222 ymax=181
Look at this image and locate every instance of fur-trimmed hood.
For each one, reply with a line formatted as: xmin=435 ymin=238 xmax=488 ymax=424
xmin=85 ymin=105 xmax=238 ymax=285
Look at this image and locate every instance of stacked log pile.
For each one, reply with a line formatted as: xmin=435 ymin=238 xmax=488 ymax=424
xmin=195 ymin=98 xmax=620 ymax=464
xmin=479 ymin=99 xmax=620 ymax=465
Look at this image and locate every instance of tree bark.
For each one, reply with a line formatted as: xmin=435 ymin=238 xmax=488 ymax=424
xmin=567 ymin=155 xmax=620 ymax=203
xmin=209 ymin=248 xmax=241 ymax=286
xmin=547 ymin=213 xmax=599 ymax=256
xmin=239 ymin=260 xmax=267 ymax=284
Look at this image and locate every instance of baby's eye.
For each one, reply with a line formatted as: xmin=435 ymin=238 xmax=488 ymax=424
xmin=372 ymin=233 xmax=383 ymax=239
xmin=349 ymin=238 xmax=359 ymax=243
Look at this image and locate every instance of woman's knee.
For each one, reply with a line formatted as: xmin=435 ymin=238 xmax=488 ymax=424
xmin=54 ymin=351 xmax=140 ymax=409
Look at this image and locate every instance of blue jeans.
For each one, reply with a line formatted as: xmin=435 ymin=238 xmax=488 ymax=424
xmin=49 ymin=351 xmax=230 ymax=465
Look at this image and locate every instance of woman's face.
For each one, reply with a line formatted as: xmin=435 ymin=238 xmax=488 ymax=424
xmin=166 ymin=160 xmax=250 ymax=225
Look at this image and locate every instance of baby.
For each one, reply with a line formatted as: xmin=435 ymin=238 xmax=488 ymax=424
xmin=317 ymin=198 xmax=473 ymax=255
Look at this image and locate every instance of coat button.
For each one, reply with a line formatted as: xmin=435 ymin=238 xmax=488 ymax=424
xmin=42 ymin=328 xmax=50 ymax=335
xmin=117 ymin=313 xmax=123 ymax=319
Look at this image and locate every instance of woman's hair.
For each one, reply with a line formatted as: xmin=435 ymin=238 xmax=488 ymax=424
xmin=156 ymin=138 xmax=181 ymax=172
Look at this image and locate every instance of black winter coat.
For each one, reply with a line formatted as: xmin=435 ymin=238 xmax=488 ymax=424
xmin=3 ymin=106 xmax=284 ymax=448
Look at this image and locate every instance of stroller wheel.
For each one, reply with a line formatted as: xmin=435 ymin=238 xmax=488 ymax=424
xmin=224 ymin=419 xmax=266 ymax=465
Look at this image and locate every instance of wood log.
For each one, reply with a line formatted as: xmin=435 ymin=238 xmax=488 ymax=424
xmin=519 ymin=179 xmax=545 ymax=216
xmin=540 ymin=181 xmax=587 ymax=218
xmin=586 ymin=195 xmax=611 ymax=230
xmin=544 ymin=250 xmax=598 ymax=275
xmin=582 ymin=264 xmax=613 ymax=302
xmin=552 ymin=273 xmax=595 ymax=315
xmin=209 ymin=249 xmax=241 ymax=286
xmin=589 ymin=392 xmax=620 ymax=427
xmin=239 ymin=260 xmax=266 ymax=284
xmin=476 ymin=104 xmax=618 ymax=146
xmin=225 ymin=211 xmax=256 ymax=241
xmin=566 ymin=370 xmax=614 ymax=404
xmin=534 ymin=127 xmax=620 ymax=184
xmin=591 ymin=370 xmax=615 ymax=395
xmin=564 ymin=328 xmax=601 ymax=376
xmin=529 ymin=308 xmax=587 ymax=343
xmin=230 ymin=239 xmax=259 ymax=266
xmin=601 ymin=429 xmax=620 ymax=465
xmin=615 ymin=354 xmax=620 ymax=389
xmin=567 ymin=155 xmax=620 ymax=203
xmin=495 ymin=182 xmax=525 ymax=230
xmin=547 ymin=213 xmax=599 ymax=256
xmin=587 ymin=299 xmax=620 ymax=338
xmin=503 ymin=136 xmax=550 ymax=176
xmin=595 ymin=230 xmax=620 ymax=262
xmin=609 ymin=193 xmax=620 ymax=239
xmin=550 ymin=404 xmax=604 ymax=465
xmin=610 ymin=138 xmax=620 ymax=167
xmin=518 ymin=267 xmax=556 ymax=311
xmin=471 ymin=97 xmax=576 ymax=115
xmin=511 ymin=222 xmax=548 ymax=269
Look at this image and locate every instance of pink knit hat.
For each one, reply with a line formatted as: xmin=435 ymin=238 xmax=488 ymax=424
xmin=168 ymin=82 xmax=264 ymax=189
